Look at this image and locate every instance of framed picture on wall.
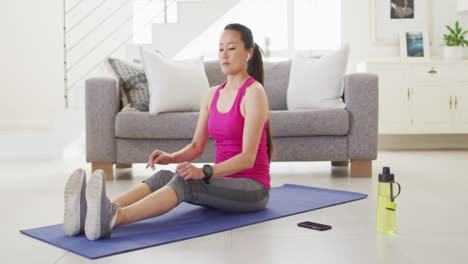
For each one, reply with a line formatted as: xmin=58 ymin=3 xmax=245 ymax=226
xmin=371 ymin=0 xmax=432 ymax=45
xmin=400 ymin=28 xmax=430 ymax=60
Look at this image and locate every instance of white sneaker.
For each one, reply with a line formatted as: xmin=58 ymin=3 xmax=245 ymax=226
xmin=85 ymin=170 xmax=120 ymax=241
xmin=63 ymin=168 xmax=87 ymax=236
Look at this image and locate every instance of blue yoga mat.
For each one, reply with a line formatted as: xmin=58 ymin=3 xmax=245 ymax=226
xmin=21 ymin=184 xmax=367 ymax=259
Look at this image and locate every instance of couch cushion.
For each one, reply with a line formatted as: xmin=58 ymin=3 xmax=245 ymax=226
xmin=116 ymin=111 xmax=200 ymax=139
xmin=106 ymin=57 xmax=150 ymax=111
xmin=203 ymin=60 xmax=291 ymax=111
xmin=287 ymin=45 xmax=349 ymax=110
xmin=141 ymin=48 xmax=209 ymax=115
xmin=264 ymin=60 xmax=291 ymax=110
xmin=204 ymin=60 xmax=226 ymax=88
xmin=116 ymin=109 xmax=349 ymax=139
xmin=269 ymin=109 xmax=349 ymax=136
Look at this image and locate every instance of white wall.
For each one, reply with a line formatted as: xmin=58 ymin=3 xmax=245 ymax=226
xmin=0 ymin=0 xmax=63 ymax=131
xmin=432 ymin=0 xmax=468 ymax=54
xmin=0 ymin=1 xmax=133 ymax=161
xmin=342 ymin=0 xmax=468 ymax=72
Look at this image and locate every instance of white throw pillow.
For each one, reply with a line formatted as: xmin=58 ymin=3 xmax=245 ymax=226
xmin=140 ymin=48 xmax=210 ymax=115
xmin=287 ymin=44 xmax=349 ymax=110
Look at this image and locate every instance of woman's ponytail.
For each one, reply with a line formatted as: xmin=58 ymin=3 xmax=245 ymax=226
xmin=247 ymin=43 xmax=264 ymax=86
xmin=247 ymin=44 xmax=274 ymax=161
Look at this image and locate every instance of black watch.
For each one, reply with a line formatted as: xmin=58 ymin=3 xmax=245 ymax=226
xmin=202 ymin=164 xmax=213 ymax=184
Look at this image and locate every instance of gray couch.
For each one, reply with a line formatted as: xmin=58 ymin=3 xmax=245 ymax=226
xmin=86 ymin=60 xmax=378 ymax=180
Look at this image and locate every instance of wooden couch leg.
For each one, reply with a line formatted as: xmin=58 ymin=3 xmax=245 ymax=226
xmin=116 ymin=163 xmax=132 ymax=169
xmin=92 ymin=162 xmax=114 ymax=181
xmin=331 ymin=161 xmax=349 ymax=167
xmin=350 ymin=160 xmax=372 ymax=178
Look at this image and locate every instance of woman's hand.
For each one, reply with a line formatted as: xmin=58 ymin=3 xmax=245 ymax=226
xmin=175 ymin=162 xmax=204 ymax=181
xmin=146 ymin=150 xmax=174 ymax=170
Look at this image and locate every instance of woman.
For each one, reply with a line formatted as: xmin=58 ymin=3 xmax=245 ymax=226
xmin=63 ymin=23 xmax=274 ymax=241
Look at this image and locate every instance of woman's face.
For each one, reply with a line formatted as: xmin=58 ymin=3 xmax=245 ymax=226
xmin=218 ymin=30 xmax=251 ymax=76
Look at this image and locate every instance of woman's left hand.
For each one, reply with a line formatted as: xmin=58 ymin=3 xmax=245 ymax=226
xmin=175 ymin=162 xmax=204 ymax=181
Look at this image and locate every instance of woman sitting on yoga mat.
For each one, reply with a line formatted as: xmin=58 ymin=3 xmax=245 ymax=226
xmin=63 ymin=23 xmax=274 ymax=240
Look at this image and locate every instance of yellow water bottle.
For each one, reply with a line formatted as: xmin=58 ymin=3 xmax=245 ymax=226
xmin=376 ymin=167 xmax=401 ymax=234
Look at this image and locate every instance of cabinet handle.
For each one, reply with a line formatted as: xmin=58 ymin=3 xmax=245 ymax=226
xmin=455 ymin=96 xmax=458 ymax=109
xmin=450 ymin=96 xmax=452 ymax=109
xmin=407 ymin=88 xmax=410 ymax=100
xmin=428 ymin=67 xmax=437 ymax=74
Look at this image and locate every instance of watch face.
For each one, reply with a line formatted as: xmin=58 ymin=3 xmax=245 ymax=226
xmin=203 ymin=165 xmax=212 ymax=176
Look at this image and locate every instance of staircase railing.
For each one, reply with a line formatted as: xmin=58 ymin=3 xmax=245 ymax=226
xmin=63 ymin=0 xmax=177 ymax=108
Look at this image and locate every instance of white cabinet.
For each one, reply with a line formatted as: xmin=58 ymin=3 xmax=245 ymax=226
xmin=411 ymin=84 xmax=452 ymax=132
xmin=453 ymin=84 xmax=468 ymax=132
xmin=359 ymin=59 xmax=468 ymax=134
xmin=374 ymin=65 xmax=411 ymax=133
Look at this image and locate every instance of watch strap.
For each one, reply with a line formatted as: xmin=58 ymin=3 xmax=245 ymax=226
xmin=203 ymin=164 xmax=212 ymax=184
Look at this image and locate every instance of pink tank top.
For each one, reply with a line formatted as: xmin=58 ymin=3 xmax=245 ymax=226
xmin=208 ymin=77 xmax=271 ymax=189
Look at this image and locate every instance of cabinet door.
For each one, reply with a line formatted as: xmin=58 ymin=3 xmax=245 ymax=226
xmin=452 ymin=84 xmax=468 ymax=132
xmin=373 ymin=66 xmax=411 ymax=134
xmin=411 ymin=84 xmax=451 ymax=133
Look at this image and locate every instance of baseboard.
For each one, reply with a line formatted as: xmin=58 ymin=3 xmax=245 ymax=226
xmin=0 ymin=120 xmax=50 ymax=131
xmin=378 ymin=134 xmax=468 ymax=150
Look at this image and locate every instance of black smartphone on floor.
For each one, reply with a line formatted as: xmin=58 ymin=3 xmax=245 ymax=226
xmin=297 ymin=221 xmax=332 ymax=231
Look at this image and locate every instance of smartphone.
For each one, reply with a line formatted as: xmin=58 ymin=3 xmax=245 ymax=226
xmin=297 ymin=221 xmax=332 ymax=231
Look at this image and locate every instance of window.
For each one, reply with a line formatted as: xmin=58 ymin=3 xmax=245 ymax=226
xmin=144 ymin=0 xmax=342 ymax=59
xmin=294 ymin=0 xmax=341 ymax=51
xmin=133 ymin=0 xmax=177 ymax=44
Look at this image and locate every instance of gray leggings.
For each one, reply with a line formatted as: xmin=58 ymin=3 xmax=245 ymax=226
xmin=143 ymin=170 xmax=269 ymax=212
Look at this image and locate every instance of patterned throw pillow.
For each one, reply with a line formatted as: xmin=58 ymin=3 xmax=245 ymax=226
xmin=106 ymin=58 xmax=149 ymax=111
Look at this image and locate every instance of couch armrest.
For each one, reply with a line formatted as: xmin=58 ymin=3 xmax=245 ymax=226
xmin=85 ymin=77 xmax=120 ymax=163
xmin=343 ymin=73 xmax=378 ymax=160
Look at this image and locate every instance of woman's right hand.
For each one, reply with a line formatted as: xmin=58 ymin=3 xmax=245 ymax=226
xmin=146 ymin=150 xmax=174 ymax=170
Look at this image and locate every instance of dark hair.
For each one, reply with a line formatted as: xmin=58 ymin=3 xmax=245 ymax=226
xmin=224 ymin=23 xmax=274 ymax=162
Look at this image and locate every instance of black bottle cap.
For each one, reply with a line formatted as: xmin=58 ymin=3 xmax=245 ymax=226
xmin=378 ymin=167 xmax=394 ymax=182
